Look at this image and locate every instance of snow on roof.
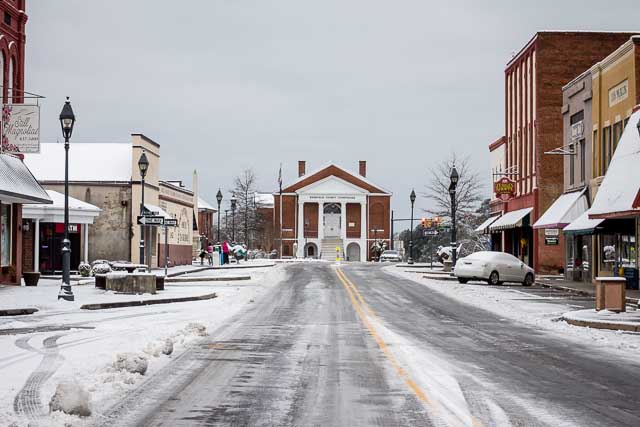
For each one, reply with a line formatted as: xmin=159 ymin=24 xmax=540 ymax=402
xmin=0 ymin=154 xmax=52 ymax=204
xmin=23 ymin=190 xmax=101 ymax=223
xmin=533 ymin=189 xmax=587 ymax=229
xmin=23 ymin=143 xmax=132 ymax=182
xmin=255 ymin=192 xmax=274 ymax=207
xmin=589 ymin=109 xmax=640 ymax=218
xmin=198 ymin=196 xmax=217 ymax=212
xmin=563 ymin=211 xmax=604 ymax=235
xmin=281 ymin=162 xmax=391 ymax=194
xmin=474 ymin=215 xmax=500 ymax=233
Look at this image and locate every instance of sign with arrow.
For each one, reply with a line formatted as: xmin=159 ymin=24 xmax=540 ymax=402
xmin=423 ymin=229 xmax=439 ymax=237
xmin=137 ymin=215 xmax=164 ymax=226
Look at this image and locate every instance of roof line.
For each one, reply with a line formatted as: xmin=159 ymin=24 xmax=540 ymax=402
xmin=282 ymin=162 xmax=392 ymax=194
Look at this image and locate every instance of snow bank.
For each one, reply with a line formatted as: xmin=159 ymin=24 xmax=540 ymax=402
xmin=113 ymin=353 xmax=148 ymax=375
xmin=49 ymin=381 xmax=92 ymax=417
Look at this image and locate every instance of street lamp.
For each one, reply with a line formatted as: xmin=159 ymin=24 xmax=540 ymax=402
xmin=408 ymin=189 xmax=416 ymax=265
xmin=449 ymin=165 xmax=459 ymax=268
xmin=138 ymin=151 xmax=149 ymax=266
xmin=230 ymin=196 xmax=237 ymax=242
xmin=58 ymin=97 xmax=75 ymax=301
xmin=216 ymin=189 xmax=223 ymax=241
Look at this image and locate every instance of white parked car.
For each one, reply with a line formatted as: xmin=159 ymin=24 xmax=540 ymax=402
xmin=453 ymin=251 xmax=535 ymax=286
xmin=379 ymin=250 xmax=402 ymax=262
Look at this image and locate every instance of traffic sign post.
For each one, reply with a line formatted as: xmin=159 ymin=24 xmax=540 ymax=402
xmin=137 ymin=215 xmax=164 ymax=226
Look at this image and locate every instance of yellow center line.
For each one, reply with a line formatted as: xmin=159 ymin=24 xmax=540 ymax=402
xmin=335 ymin=267 xmax=485 ymax=427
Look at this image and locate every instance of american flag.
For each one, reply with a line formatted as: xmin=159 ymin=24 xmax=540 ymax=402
xmin=277 ymin=163 xmax=282 ymax=188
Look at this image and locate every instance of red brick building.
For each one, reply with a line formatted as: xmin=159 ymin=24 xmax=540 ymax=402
xmin=488 ymin=32 xmax=636 ymax=273
xmin=273 ymin=161 xmax=391 ymax=261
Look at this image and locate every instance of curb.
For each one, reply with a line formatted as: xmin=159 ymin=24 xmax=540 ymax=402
xmin=423 ymin=274 xmax=457 ymax=281
xmin=166 ymin=276 xmax=251 ymax=283
xmin=562 ymin=316 xmax=640 ymax=333
xmin=0 ymin=308 xmax=38 ymax=316
xmin=537 ymin=281 xmax=639 ymax=305
xmin=80 ymin=292 xmax=217 ymax=310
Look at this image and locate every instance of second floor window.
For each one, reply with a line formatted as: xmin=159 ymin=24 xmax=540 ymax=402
xmin=579 ymin=139 xmax=586 ymax=183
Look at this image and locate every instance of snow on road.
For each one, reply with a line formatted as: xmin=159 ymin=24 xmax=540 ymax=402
xmin=0 ymin=264 xmax=284 ymax=427
xmin=384 ymin=266 xmax=640 ymax=361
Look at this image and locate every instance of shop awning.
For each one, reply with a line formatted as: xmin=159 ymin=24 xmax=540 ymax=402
xmin=533 ymin=189 xmax=587 ymax=229
xmin=23 ymin=190 xmax=101 ymax=224
xmin=144 ymin=203 xmax=172 ymax=220
xmin=475 ymin=215 xmax=501 ymax=233
xmin=589 ymin=109 xmax=640 ymax=219
xmin=488 ymin=207 xmax=533 ymax=231
xmin=563 ymin=211 xmax=604 ymax=235
xmin=0 ymin=154 xmax=52 ymax=204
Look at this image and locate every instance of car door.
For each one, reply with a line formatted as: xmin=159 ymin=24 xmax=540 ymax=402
xmin=499 ymin=253 xmax=518 ymax=282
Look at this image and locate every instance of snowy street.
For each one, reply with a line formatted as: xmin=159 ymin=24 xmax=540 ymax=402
xmin=24 ymin=262 xmax=633 ymax=427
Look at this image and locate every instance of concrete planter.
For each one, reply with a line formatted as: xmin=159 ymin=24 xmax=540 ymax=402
xmin=23 ymin=272 xmax=40 ymax=287
xmin=106 ymin=273 xmax=156 ymax=295
xmin=156 ymin=276 xmax=165 ymax=291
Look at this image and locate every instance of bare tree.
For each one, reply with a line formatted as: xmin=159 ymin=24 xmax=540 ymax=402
xmin=423 ymin=153 xmax=483 ymax=221
xmin=230 ymin=169 xmax=258 ymax=246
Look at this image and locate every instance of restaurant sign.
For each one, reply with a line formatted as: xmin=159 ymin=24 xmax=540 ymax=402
xmin=494 ymin=177 xmax=515 ymax=201
xmin=1 ymin=104 xmax=40 ymax=153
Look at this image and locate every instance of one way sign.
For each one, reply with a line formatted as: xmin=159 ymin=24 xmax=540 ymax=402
xmin=137 ymin=215 xmax=164 ymax=226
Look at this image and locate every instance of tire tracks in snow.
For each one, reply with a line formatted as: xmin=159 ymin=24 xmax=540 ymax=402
xmin=13 ymin=334 xmax=66 ymax=423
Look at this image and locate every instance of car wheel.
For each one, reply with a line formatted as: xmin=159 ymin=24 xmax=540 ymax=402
xmin=488 ymin=271 xmax=500 ymax=286
xmin=457 ymin=278 xmax=468 ymax=284
xmin=523 ymin=273 xmax=534 ymax=287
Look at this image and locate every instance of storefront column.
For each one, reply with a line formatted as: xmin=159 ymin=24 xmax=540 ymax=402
xmin=83 ymin=224 xmax=89 ymax=263
xmin=318 ymin=203 xmax=324 ymax=241
xmin=33 ymin=218 xmax=40 ymax=273
xmin=340 ymin=202 xmax=347 ymax=241
xmin=296 ymin=202 xmax=305 ymax=257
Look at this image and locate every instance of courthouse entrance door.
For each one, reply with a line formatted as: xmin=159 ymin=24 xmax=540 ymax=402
xmin=323 ymin=203 xmax=341 ymax=238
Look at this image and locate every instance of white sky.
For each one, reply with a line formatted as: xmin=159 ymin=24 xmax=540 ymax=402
xmin=25 ymin=0 xmax=640 ymax=220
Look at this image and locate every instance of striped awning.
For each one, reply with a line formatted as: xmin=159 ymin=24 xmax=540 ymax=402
xmin=488 ymin=207 xmax=533 ymax=232
xmin=475 ymin=215 xmax=501 ymax=234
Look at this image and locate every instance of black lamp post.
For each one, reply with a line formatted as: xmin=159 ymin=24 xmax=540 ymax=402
xmin=224 ymin=210 xmax=229 ymax=239
xmin=216 ymin=189 xmax=223 ymax=241
xmin=449 ymin=165 xmax=459 ymax=268
xmin=58 ymin=97 xmax=75 ymax=301
xmin=230 ymin=196 xmax=237 ymax=242
xmin=408 ymin=189 xmax=416 ymax=265
xmin=138 ymin=151 xmax=149 ymax=266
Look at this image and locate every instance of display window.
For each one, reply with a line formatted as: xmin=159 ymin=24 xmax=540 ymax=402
xmin=1 ymin=204 xmax=11 ymax=267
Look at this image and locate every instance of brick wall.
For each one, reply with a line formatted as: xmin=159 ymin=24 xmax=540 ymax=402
xmin=346 ymin=203 xmax=361 ymax=239
xmin=303 ymin=203 xmax=319 ymax=238
xmin=158 ymin=243 xmax=192 ymax=267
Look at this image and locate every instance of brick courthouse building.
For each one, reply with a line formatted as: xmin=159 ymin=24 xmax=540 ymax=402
xmin=488 ymin=32 xmax=635 ymax=273
xmin=274 ymin=161 xmax=391 ymax=261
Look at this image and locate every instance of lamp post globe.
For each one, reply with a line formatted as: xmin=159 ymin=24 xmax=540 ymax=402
xmin=58 ymin=98 xmax=76 ymax=301
xmin=408 ymin=189 xmax=416 ymax=265
xmin=230 ymin=196 xmax=237 ymax=242
xmin=216 ymin=189 xmax=223 ymax=241
xmin=138 ymin=151 xmax=149 ymax=267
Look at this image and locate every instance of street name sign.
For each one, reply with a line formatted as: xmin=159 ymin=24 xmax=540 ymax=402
xmin=137 ymin=215 xmax=164 ymax=226
xmin=164 ymin=218 xmax=178 ymax=227
xmin=423 ymin=229 xmax=439 ymax=237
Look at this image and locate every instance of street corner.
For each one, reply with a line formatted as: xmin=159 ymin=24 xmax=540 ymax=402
xmin=562 ymin=308 xmax=640 ymax=333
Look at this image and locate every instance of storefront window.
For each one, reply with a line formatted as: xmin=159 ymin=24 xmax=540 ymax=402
xmin=600 ymin=235 xmax=616 ymax=274
xmin=1 ymin=204 xmax=11 ymax=266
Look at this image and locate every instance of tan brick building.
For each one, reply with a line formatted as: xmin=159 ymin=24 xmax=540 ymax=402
xmin=488 ymin=31 xmax=636 ymax=274
xmin=274 ymin=161 xmax=391 ymax=261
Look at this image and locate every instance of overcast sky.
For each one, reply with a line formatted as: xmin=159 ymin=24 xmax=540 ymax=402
xmin=25 ymin=0 xmax=640 ymax=220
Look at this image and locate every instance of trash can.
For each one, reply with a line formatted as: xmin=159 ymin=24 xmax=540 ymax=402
xmin=212 ymin=245 xmax=221 ymax=266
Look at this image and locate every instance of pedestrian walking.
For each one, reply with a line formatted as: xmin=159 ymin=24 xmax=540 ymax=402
xmin=199 ymin=247 xmax=206 ymax=265
xmin=207 ymin=242 xmax=214 ymax=265
xmin=222 ymin=240 xmax=230 ymax=265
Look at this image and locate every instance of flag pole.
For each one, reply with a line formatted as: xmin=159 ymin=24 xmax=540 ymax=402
xmin=278 ymin=164 xmax=283 ymax=259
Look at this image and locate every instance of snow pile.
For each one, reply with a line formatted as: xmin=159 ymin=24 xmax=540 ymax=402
xmin=181 ymin=322 xmax=208 ymax=337
xmin=113 ymin=353 xmax=148 ymax=375
xmin=144 ymin=338 xmax=173 ymax=357
xmin=49 ymin=381 xmax=92 ymax=417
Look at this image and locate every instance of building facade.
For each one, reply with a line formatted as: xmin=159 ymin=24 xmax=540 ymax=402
xmin=24 ymin=134 xmax=198 ymax=269
xmin=489 ymin=31 xmax=636 ymax=273
xmin=274 ymin=161 xmax=391 ymax=261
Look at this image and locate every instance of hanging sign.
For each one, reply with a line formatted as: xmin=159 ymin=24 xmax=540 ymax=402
xmin=494 ymin=177 xmax=515 ymax=201
xmin=1 ymin=104 xmax=40 ymax=153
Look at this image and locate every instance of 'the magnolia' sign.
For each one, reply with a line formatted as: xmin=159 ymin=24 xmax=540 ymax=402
xmin=1 ymin=104 xmax=40 ymax=153
xmin=494 ymin=177 xmax=515 ymax=201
